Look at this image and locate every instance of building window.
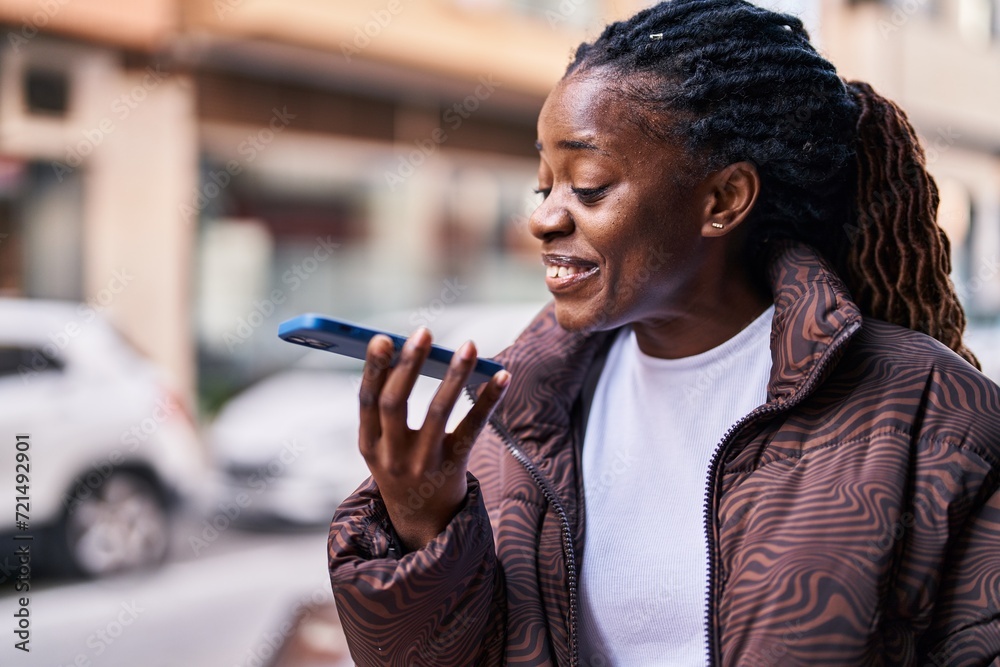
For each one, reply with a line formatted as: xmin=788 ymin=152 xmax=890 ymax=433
xmin=23 ymin=67 xmax=69 ymax=117
xmin=958 ymin=0 xmax=995 ymax=46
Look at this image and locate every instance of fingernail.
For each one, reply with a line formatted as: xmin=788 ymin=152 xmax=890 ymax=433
xmin=495 ymin=370 xmax=511 ymax=389
xmin=459 ymin=341 xmax=474 ymax=361
xmin=409 ymin=326 xmax=429 ymax=346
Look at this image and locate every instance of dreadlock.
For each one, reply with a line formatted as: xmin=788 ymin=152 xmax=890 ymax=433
xmin=567 ymin=0 xmax=979 ymax=368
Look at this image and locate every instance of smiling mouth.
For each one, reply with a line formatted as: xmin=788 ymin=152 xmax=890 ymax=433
xmin=543 ymin=255 xmax=599 ymax=292
xmin=546 ymin=264 xmax=595 ymax=279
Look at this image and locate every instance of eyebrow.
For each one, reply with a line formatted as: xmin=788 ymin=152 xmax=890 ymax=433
xmin=534 ymin=139 xmax=611 ymax=155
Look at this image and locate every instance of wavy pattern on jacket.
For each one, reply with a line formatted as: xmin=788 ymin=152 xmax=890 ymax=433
xmin=328 ymin=241 xmax=1000 ymax=666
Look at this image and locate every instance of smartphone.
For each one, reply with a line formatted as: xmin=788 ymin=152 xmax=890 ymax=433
xmin=278 ymin=313 xmax=504 ymax=385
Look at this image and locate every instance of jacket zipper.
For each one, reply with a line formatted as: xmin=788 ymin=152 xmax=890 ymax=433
xmin=701 ymin=319 xmax=861 ymax=666
xmin=493 ymin=419 xmax=581 ymax=666
xmin=466 ymin=386 xmax=581 ymax=666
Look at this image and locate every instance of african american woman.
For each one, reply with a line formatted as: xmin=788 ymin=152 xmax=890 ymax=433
xmin=326 ymin=1 xmax=1000 ymax=665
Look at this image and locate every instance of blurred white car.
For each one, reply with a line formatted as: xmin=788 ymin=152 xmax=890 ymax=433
xmin=208 ymin=302 xmax=545 ymax=526
xmin=0 ymin=298 xmax=207 ymax=577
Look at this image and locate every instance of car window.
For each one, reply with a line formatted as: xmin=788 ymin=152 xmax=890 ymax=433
xmin=0 ymin=345 xmax=65 ymax=378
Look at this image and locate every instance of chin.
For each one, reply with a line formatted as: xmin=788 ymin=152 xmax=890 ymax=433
xmin=552 ymin=299 xmax=614 ymax=334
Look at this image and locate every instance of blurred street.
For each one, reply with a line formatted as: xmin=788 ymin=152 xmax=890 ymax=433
xmin=0 ymin=512 xmax=344 ymax=667
xmin=0 ymin=0 xmax=998 ymax=664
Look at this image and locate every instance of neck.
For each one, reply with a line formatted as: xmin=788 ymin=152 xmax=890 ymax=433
xmin=632 ymin=270 xmax=771 ymax=359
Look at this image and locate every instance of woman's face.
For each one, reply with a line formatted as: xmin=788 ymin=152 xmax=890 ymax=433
xmin=531 ymin=71 xmax=724 ymax=333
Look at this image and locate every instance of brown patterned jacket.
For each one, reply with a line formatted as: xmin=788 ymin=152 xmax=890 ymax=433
xmin=328 ymin=242 xmax=1000 ymax=666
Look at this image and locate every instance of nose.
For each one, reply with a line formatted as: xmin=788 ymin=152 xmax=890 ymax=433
xmin=529 ymin=194 xmax=574 ymax=242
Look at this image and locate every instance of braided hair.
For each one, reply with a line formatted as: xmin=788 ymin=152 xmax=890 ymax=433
xmin=567 ymin=0 xmax=978 ymax=367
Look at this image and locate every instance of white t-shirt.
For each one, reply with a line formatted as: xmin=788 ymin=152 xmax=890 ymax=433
xmin=578 ymin=305 xmax=775 ymax=666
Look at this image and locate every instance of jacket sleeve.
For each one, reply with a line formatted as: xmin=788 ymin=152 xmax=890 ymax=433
xmin=923 ymin=477 xmax=1000 ymax=666
xmin=327 ymin=472 xmax=506 ymax=666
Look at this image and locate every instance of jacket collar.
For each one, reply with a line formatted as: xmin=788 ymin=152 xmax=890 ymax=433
xmin=493 ymin=241 xmax=863 ymax=458
xmin=762 ymin=240 xmax=863 ymax=405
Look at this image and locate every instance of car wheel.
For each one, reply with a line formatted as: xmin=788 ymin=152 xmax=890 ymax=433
xmin=63 ymin=471 xmax=171 ymax=577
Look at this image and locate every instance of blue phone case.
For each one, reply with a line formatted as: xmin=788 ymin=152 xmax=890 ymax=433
xmin=278 ymin=313 xmax=504 ymax=385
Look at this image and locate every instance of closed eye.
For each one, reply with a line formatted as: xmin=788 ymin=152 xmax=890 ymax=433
xmin=572 ymin=185 xmax=609 ymax=204
xmin=533 ymin=187 xmax=551 ymax=201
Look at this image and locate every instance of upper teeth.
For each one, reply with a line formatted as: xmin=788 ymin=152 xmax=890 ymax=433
xmin=547 ymin=265 xmax=587 ymax=278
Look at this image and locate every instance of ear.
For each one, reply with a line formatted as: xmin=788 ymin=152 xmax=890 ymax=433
xmin=700 ymin=161 xmax=760 ymax=238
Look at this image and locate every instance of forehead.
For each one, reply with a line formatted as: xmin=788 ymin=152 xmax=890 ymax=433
xmin=536 ymin=71 xmax=693 ymax=170
xmin=537 ymin=72 xmax=641 ymax=151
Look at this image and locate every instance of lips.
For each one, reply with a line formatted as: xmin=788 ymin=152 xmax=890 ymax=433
xmin=542 ymin=254 xmax=599 ymax=292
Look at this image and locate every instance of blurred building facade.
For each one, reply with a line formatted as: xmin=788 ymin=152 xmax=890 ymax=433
xmin=823 ymin=0 xmax=1000 ymax=315
xmin=0 ymin=0 xmax=997 ymax=414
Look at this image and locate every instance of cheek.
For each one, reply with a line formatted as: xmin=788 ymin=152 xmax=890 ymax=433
xmin=613 ymin=208 xmax=697 ymax=298
xmin=620 ymin=208 xmax=673 ymax=269
xmin=635 ymin=196 xmax=702 ymax=256
xmin=611 ymin=246 xmax=671 ymax=310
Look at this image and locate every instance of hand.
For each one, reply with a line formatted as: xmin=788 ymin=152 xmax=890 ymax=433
xmin=358 ymin=327 xmax=510 ymax=552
